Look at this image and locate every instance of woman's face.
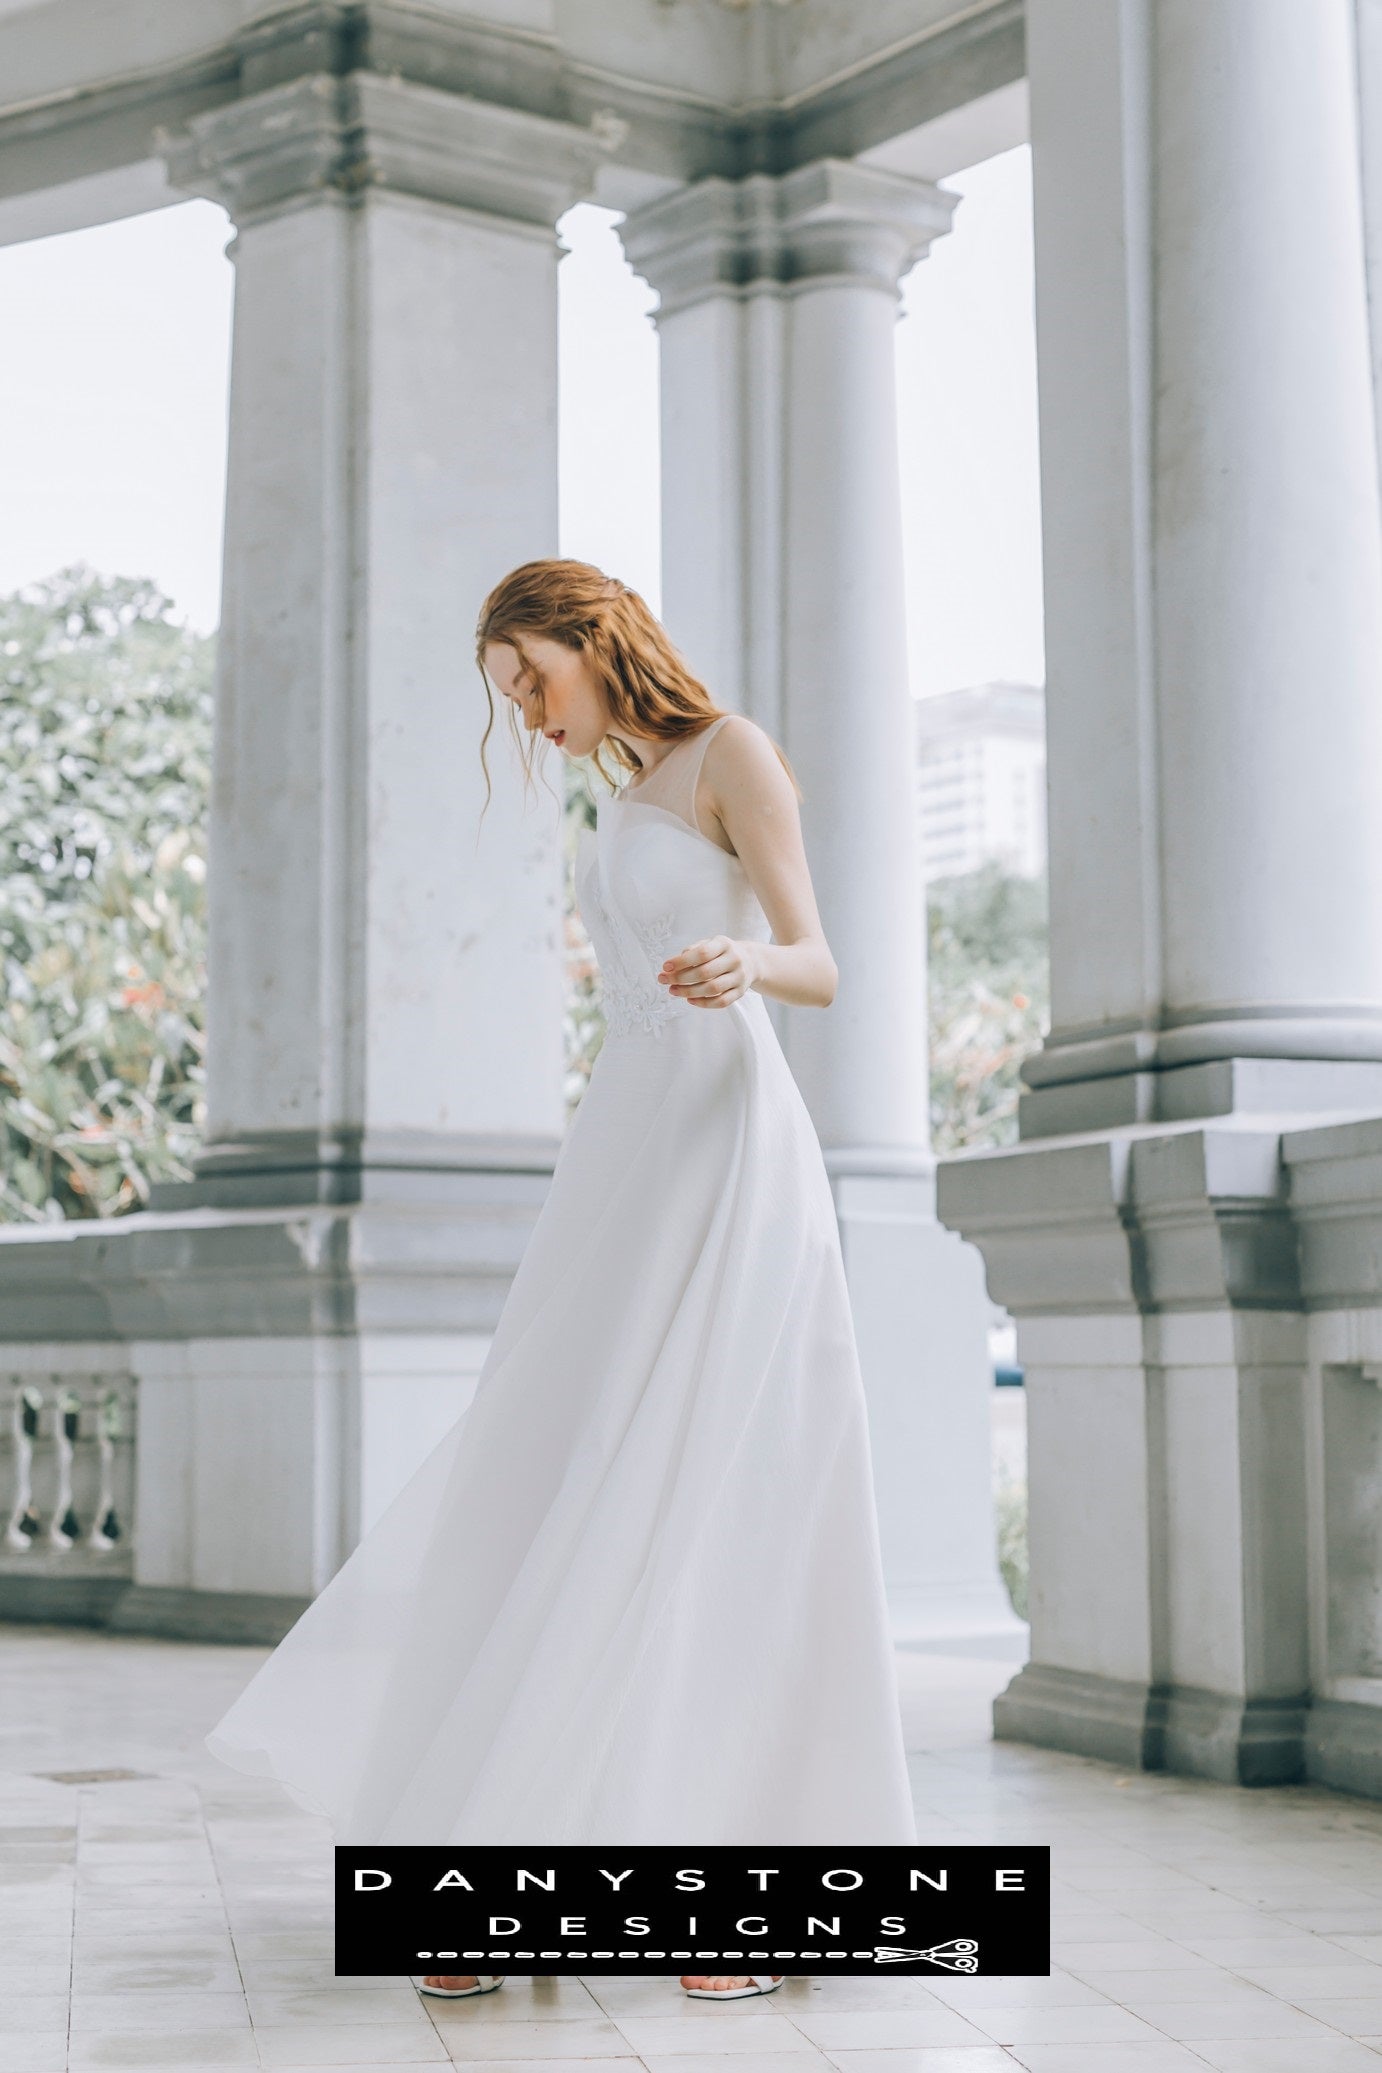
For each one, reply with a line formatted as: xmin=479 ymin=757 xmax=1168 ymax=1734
xmin=484 ymin=635 xmax=609 ymax=760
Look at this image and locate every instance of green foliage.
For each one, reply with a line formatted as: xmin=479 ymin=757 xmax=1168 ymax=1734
xmin=927 ymin=861 xmax=1049 ymax=1153
xmin=0 ymin=568 xmax=212 ymax=1221
xmin=0 ymin=569 xmax=1047 ymax=1209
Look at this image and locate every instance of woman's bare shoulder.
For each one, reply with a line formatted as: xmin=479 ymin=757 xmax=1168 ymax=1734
xmin=705 ymin=711 xmax=787 ymax=781
xmin=700 ymin=714 xmax=797 ymax=846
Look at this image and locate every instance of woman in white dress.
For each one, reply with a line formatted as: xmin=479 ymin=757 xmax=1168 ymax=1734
xmin=204 ymin=560 xmax=916 ymax=2004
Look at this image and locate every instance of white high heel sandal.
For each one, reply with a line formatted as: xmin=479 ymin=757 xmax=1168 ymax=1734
xmin=683 ymin=1973 xmax=784 ymax=1999
xmin=417 ymin=1974 xmax=506 ymax=1998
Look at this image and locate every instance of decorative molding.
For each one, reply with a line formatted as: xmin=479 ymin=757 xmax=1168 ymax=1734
xmin=619 ymin=156 xmax=957 ymax=312
xmin=158 ymin=67 xmax=615 ymax=225
xmin=936 ymin=1122 xmax=1305 ymax=1318
xmin=0 ymin=1 xmax=1023 ymax=220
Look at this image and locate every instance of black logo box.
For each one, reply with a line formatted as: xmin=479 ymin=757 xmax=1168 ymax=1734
xmin=335 ymin=1845 xmax=1050 ymax=1977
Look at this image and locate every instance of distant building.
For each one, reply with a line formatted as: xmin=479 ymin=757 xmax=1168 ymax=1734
xmin=915 ymin=681 xmax=1047 ymax=882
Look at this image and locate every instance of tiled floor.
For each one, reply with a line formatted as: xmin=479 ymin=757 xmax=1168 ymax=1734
xmin=3 ymin=1623 xmax=1382 ymax=2072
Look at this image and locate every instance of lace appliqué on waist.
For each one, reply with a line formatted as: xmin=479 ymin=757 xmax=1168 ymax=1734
xmin=602 ymin=909 xmax=684 ymax=1040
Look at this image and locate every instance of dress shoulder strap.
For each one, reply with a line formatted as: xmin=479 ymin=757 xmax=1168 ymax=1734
xmin=627 ymin=712 xmax=735 ymax=838
xmin=681 ymin=713 xmax=735 ymax=830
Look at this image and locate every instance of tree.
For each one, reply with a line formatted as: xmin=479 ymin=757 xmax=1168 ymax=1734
xmin=0 ymin=576 xmax=1035 ymax=1208
xmin=927 ymin=862 xmax=1049 ymax=1152
xmin=0 ymin=569 xmax=612 ymax=1221
xmin=0 ymin=568 xmax=212 ymax=1221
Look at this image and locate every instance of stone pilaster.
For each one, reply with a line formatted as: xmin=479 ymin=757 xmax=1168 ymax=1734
xmin=156 ymin=72 xmax=612 ymax=1208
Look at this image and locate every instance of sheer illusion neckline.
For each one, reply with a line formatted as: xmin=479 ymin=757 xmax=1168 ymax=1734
xmin=622 ymin=720 xmax=720 ymax=795
xmin=601 ymin=791 xmax=742 ymax=864
xmin=603 ymin=713 xmax=740 ymax=857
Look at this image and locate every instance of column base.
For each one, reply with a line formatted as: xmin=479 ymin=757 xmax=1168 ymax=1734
xmin=994 ymin=1662 xmax=1310 ymax=1785
xmin=1307 ymin=1698 xmax=1382 ymax=1800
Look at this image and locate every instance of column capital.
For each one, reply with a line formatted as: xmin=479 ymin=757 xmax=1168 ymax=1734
xmin=158 ymin=70 xmax=617 ymax=230
xmin=618 ymin=158 xmax=957 ymax=315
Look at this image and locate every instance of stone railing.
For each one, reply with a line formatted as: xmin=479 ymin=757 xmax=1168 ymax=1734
xmin=0 ymin=1368 xmax=135 ymax=1579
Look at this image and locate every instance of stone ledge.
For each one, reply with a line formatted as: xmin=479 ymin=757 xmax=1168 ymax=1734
xmin=0 ymin=1577 xmax=307 ymax=1644
xmin=937 ymin=1120 xmax=1314 ymax=1314
xmin=0 ymin=1190 xmax=552 ymax=1339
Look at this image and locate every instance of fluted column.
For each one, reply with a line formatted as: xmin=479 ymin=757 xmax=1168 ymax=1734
xmin=938 ymin=0 xmax=1382 ymax=1791
xmin=1018 ymin=0 xmax=1382 ymax=1137
xmin=621 ymin=164 xmax=1019 ymax=1647
xmin=158 ymin=76 xmax=610 ymax=1205
xmin=622 ymin=163 xmax=953 ymax=1158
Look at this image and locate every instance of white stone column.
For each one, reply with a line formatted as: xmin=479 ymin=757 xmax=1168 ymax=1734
xmin=938 ymin=0 xmax=1382 ymax=1787
xmin=160 ymin=76 xmax=609 ymax=1204
xmin=1019 ymin=0 xmax=1382 ymax=1138
xmin=65 ymin=74 xmax=614 ymax=1634
xmin=621 ymin=165 xmax=1019 ymax=1645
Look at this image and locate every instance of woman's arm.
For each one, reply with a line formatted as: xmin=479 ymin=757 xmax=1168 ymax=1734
xmin=656 ymin=714 xmax=839 ymax=1012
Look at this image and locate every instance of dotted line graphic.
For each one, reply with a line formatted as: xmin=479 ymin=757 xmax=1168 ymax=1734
xmin=416 ymin=1949 xmax=883 ymax=1961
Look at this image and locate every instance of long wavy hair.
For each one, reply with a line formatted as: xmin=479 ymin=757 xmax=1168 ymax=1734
xmin=474 ymin=558 xmax=800 ymax=808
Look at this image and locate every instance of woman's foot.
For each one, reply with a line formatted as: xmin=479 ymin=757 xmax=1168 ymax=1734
xmin=680 ymin=1973 xmax=784 ymax=1995
xmin=420 ymin=1971 xmax=783 ymax=1998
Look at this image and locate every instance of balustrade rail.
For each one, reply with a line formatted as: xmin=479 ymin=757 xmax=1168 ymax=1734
xmin=0 ymin=1371 xmax=136 ymax=1577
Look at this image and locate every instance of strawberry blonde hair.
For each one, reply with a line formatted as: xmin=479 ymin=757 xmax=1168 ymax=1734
xmin=474 ymin=558 xmax=800 ymax=806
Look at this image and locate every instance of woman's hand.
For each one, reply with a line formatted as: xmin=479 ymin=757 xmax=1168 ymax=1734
xmin=658 ymin=936 xmax=761 ymax=1008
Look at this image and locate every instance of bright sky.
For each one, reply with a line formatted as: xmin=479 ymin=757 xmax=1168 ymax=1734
xmin=0 ymin=147 xmax=1042 ymax=698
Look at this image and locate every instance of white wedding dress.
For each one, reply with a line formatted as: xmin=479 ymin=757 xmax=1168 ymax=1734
xmin=206 ymin=714 xmax=917 ymax=1848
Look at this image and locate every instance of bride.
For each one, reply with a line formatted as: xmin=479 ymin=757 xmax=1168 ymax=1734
xmin=204 ymin=559 xmax=916 ymax=2005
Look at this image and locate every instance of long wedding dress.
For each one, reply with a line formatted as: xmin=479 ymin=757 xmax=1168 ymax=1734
xmin=206 ymin=714 xmax=917 ymax=1848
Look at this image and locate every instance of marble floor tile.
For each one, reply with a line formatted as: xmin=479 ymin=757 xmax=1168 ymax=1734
xmin=1183 ymin=2042 xmax=1382 ymax=2071
xmin=1047 ymin=1942 xmax=1194 ymax=1973
xmin=1123 ymin=1997 xmax=1347 ymax=2040
xmin=921 ymin=1976 xmax=1105 ymax=2009
xmin=65 ymin=2028 xmax=260 ymax=2069
xmin=0 ymin=2034 xmax=67 ymax=2073
xmin=436 ymin=2017 xmax=639 ymax=2057
xmin=809 ymin=2053 xmax=1016 ymax=2073
xmin=67 ymin=1988 xmax=252 ymax=2030
xmin=777 ymin=2011 xmax=998 ymax=2051
xmin=0 ymin=1994 xmax=67 ymax=2034
xmin=12 ymin=1622 xmax=1382 ymax=2073
xmin=633 ymin=2058 xmax=835 ymax=2073
xmin=246 ymin=1983 xmax=437 ymax=2024
xmin=1006 ymin=2048 xmax=1228 ymax=2072
xmin=253 ymin=2025 xmax=453 ymax=2067
xmin=1234 ymin=1965 xmax=1382 ymax=1999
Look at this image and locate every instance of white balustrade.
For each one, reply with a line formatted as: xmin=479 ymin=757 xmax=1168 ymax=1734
xmin=0 ymin=1373 xmax=135 ymax=1573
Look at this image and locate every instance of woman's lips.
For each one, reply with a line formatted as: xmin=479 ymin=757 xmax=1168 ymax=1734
xmin=550 ymin=730 xmax=566 ymax=747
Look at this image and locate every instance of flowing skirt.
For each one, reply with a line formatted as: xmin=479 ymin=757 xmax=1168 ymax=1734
xmin=206 ymin=991 xmax=916 ymax=1847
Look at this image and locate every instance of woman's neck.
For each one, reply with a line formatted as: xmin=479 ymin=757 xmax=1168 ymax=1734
xmin=618 ymin=734 xmax=681 ymax=787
